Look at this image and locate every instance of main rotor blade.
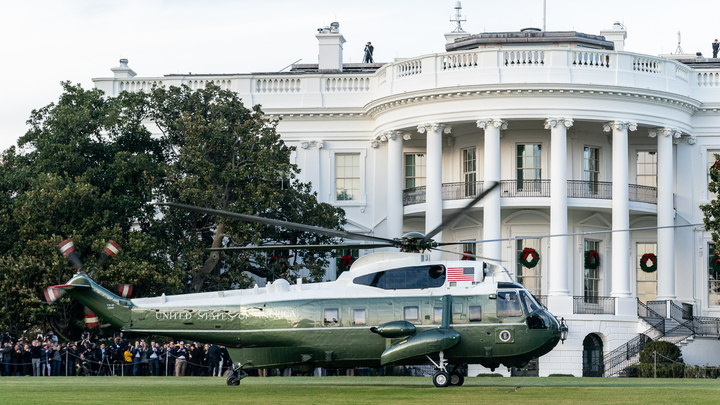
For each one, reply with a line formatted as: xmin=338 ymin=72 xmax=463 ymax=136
xmin=438 ymin=223 xmax=704 ymax=246
xmin=207 ymin=243 xmax=397 ymax=252
xmin=423 ymin=182 xmax=499 ymax=243
xmin=156 ymin=202 xmax=398 ymax=245
xmin=432 ymin=247 xmax=506 ymax=262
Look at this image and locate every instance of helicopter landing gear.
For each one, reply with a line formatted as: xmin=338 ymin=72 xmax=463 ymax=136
xmin=226 ymin=363 xmax=249 ymax=386
xmin=427 ymin=351 xmax=462 ymax=388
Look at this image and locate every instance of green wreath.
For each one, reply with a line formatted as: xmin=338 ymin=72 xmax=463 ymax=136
xmin=640 ymin=253 xmax=657 ymax=273
xmin=584 ymin=250 xmax=600 ymax=270
xmin=711 ymin=161 xmax=720 ymax=182
xmin=711 ymin=252 xmax=720 ymax=274
xmin=518 ymin=247 xmax=540 ymax=268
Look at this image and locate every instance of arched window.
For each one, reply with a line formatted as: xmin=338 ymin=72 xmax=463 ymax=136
xmin=582 ymin=333 xmax=604 ymax=377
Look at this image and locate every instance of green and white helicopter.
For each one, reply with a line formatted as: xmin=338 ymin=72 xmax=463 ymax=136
xmin=46 ymin=183 xmax=564 ymax=387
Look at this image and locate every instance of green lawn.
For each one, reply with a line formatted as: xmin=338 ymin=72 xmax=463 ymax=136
xmin=1 ymin=376 xmax=719 ymax=404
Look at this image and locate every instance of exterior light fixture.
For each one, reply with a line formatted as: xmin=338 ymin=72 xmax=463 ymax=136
xmin=560 ymin=317 xmax=568 ymax=344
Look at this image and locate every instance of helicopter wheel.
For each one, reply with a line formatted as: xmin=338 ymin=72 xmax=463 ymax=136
xmin=449 ymin=371 xmax=464 ymax=386
xmin=432 ymin=371 xmax=450 ymax=388
xmin=227 ymin=374 xmax=240 ymax=386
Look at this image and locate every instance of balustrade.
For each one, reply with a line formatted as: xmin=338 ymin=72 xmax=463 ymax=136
xmin=255 ymin=78 xmax=301 ymax=93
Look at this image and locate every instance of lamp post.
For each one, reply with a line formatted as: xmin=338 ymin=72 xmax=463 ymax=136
xmin=560 ymin=318 xmax=569 ymax=344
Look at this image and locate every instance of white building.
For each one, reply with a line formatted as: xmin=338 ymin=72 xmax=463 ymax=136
xmin=93 ymin=17 xmax=720 ymax=377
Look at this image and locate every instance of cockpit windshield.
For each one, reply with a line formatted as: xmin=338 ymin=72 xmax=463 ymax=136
xmin=519 ymin=291 xmax=540 ymax=314
xmin=497 ymin=291 xmax=523 ymax=317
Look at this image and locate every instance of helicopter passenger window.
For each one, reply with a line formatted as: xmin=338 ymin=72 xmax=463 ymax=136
xmin=324 ymin=308 xmax=339 ymax=325
xmin=469 ymin=305 xmax=482 ymax=322
xmin=519 ymin=291 xmax=540 ymax=314
xmin=496 ymin=291 xmax=523 ymax=318
xmin=433 ymin=307 xmax=442 ymax=323
xmin=353 ymin=309 xmax=366 ymax=325
xmin=352 ymin=265 xmax=446 ymax=289
xmin=404 ymin=306 xmax=419 ymax=321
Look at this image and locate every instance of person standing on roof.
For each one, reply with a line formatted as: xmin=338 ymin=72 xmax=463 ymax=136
xmin=713 ymin=39 xmax=719 ymax=58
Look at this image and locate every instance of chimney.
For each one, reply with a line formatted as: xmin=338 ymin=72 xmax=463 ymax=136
xmin=600 ymin=22 xmax=627 ymax=51
xmin=316 ymin=22 xmax=345 ymax=71
xmin=111 ymin=59 xmax=137 ymax=78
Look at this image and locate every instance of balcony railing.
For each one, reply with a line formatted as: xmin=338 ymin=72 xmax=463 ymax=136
xmin=402 ymin=180 xmax=658 ymax=206
xmin=573 ymin=296 xmax=616 ymax=315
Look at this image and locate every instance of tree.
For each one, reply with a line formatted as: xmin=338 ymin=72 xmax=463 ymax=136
xmin=150 ymin=84 xmax=346 ymax=290
xmin=702 ymin=156 xmax=720 ymax=250
xmin=0 ymin=82 xmax=182 ymax=339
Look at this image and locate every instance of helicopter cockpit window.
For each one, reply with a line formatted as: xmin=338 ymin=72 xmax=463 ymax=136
xmin=519 ymin=291 xmax=540 ymax=314
xmin=352 ymin=265 xmax=446 ymax=290
xmin=496 ymin=291 xmax=523 ymax=318
xmin=324 ymin=308 xmax=339 ymax=325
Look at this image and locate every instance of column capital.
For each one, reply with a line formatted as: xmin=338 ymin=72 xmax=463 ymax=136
xmin=603 ymin=121 xmax=637 ymax=132
xmin=376 ymin=130 xmax=410 ymax=143
xmin=544 ymin=117 xmax=574 ymax=129
xmin=300 ymin=140 xmax=324 ymax=149
xmin=476 ymin=118 xmax=508 ymax=130
xmin=417 ymin=123 xmax=451 ymax=134
xmin=660 ymin=127 xmax=682 ymax=138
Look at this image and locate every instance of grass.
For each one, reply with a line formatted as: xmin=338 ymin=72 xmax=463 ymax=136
xmin=1 ymin=376 xmax=719 ymax=404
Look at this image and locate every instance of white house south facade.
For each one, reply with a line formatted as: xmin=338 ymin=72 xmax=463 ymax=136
xmin=93 ymin=20 xmax=720 ymax=377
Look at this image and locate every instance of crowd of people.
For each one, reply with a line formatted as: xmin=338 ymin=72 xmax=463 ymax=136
xmin=0 ymin=331 xmax=233 ymax=377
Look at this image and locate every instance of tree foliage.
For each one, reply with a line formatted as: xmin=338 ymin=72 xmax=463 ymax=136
xmin=702 ymin=155 xmax=720 ymax=248
xmin=0 ymin=82 xmax=346 ymax=339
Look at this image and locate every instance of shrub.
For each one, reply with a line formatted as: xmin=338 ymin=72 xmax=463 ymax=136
xmin=638 ymin=341 xmax=683 ymax=364
xmin=636 ymin=363 xmax=685 ymax=378
xmin=548 ymin=374 xmax=575 ymax=377
xmin=475 ymin=373 xmax=504 ymax=377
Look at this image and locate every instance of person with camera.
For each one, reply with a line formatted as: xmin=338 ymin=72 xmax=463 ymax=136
xmin=131 ymin=341 xmax=142 ymax=376
xmin=30 ymin=340 xmax=42 ymax=376
xmin=1 ymin=341 xmax=12 ymax=376
xmin=20 ymin=342 xmax=31 ymax=376
xmin=363 ymin=42 xmax=374 ymax=63
xmin=172 ymin=341 xmax=188 ymax=376
xmin=76 ymin=353 xmax=91 ymax=376
xmin=148 ymin=341 xmax=161 ymax=376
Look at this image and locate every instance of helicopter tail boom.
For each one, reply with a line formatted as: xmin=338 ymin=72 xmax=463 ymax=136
xmin=49 ymin=274 xmax=132 ymax=328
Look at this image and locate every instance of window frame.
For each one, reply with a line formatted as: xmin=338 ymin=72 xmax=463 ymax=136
xmin=404 ymin=152 xmax=427 ymax=190
xmin=635 ymin=150 xmax=658 ymax=188
xmin=331 ymin=149 xmax=366 ymax=206
xmin=461 ymin=147 xmax=477 ymax=197
xmin=352 ymin=308 xmax=367 ymax=325
xmin=403 ymin=306 xmax=419 ymax=322
xmin=515 ymin=143 xmax=542 ymax=192
xmin=323 ymin=308 xmax=340 ymax=326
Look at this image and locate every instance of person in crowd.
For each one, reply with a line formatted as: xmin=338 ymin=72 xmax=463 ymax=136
xmin=131 ymin=341 xmax=142 ymax=376
xmin=20 ymin=342 xmax=31 ymax=376
xmin=158 ymin=343 xmax=167 ymax=376
xmin=172 ymin=341 xmax=188 ymax=376
xmin=123 ymin=345 xmax=133 ymax=376
xmin=148 ymin=341 xmax=161 ymax=376
xmin=30 ymin=340 xmax=42 ymax=376
xmin=76 ymin=353 xmax=91 ymax=376
xmin=51 ymin=344 xmax=62 ymax=376
xmin=140 ymin=340 xmax=150 ymax=376
xmin=208 ymin=344 xmax=221 ymax=377
xmin=220 ymin=346 xmax=232 ymax=376
xmin=188 ymin=342 xmax=201 ymax=376
xmin=67 ymin=343 xmax=77 ymax=376
xmin=201 ymin=344 xmax=210 ymax=377
xmin=2 ymin=341 xmax=11 ymax=376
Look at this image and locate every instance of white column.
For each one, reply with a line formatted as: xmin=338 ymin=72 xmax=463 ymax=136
xmin=477 ymin=118 xmax=506 ymax=262
xmin=418 ymin=123 xmax=450 ymax=260
xmin=546 ymin=118 xmax=573 ymax=296
xmin=386 ymin=130 xmax=407 ymax=239
xmin=654 ymin=127 xmax=680 ymax=300
xmin=604 ymin=121 xmax=637 ymax=298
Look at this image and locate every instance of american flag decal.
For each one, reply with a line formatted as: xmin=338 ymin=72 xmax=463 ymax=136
xmin=447 ymin=267 xmax=474 ymax=282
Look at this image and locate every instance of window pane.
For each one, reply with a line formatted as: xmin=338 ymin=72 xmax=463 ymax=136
xmin=404 ymin=306 xmax=419 ymax=321
xmin=324 ymin=308 xmax=339 ymax=324
xmin=353 ymin=309 xmax=366 ymax=325
xmin=497 ymin=291 xmax=523 ymax=317
xmin=336 ymin=153 xmax=360 ymax=201
xmin=469 ymin=305 xmax=482 ymax=322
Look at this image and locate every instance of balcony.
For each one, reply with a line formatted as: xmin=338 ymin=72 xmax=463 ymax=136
xmin=573 ymin=296 xmax=616 ymax=315
xmin=402 ymin=180 xmax=657 ymax=206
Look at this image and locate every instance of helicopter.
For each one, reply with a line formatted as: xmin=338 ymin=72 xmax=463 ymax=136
xmin=46 ymin=182 xmax=564 ymax=387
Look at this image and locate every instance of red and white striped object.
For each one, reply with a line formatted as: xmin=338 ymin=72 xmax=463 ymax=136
xmin=447 ymin=267 xmax=474 ymax=282
xmin=117 ymin=284 xmax=133 ymax=298
xmin=103 ymin=240 xmax=121 ymax=257
xmin=84 ymin=308 xmax=99 ymax=327
xmin=58 ymin=239 xmax=76 ymax=256
xmin=43 ymin=287 xmax=66 ymax=303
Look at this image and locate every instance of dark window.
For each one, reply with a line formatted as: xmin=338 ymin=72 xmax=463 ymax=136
xmin=519 ymin=291 xmax=540 ymax=314
xmin=469 ymin=305 xmax=482 ymax=322
xmin=324 ymin=308 xmax=339 ymax=325
xmin=497 ymin=291 xmax=523 ymax=317
xmin=352 ymin=265 xmax=446 ymax=289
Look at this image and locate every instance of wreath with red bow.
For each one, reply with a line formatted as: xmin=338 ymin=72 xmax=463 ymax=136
xmin=462 ymin=251 xmax=473 ymax=260
xmin=711 ymin=252 xmax=720 ymax=274
xmin=584 ymin=250 xmax=600 ymax=270
xmin=711 ymin=161 xmax=720 ymax=182
xmin=518 ymin=247 xmax=540 ymax=268
xmin=640 ymin=253 xmax=657 ymax=273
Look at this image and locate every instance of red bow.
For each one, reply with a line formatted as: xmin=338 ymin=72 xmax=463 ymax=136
xmin=341 ymin=255 xmax=354 ymax=267
xmin=522 ymin=248 xmax=538 ymax=260
xmin=462 ymin=251 xmax=472 ymax=260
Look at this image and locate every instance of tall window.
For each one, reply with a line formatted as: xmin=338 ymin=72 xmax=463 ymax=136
xmin=462 ymin=242 xmax=476 ymax=261
xmin=336 ymin=154 xmax=360 ymax=201
xmin=637 ymin=243 xmax=657 ymax=302
xmin=405 ymin=153 xmax=426 ymax=189
xmin=636 ymin=151 xmax=657 ymax=187
xmin=583 ymin=147 xmax=600 ymax=194
xmin=584 ymin=240 xmax=601 ymax=303
xmin=516 ymin=144 xmax=542 ymax=191
xmin=462 ymin=148 xmax=477 ymax=197
xmin=516 ymin=240 xmax=541 ymax=295
xmin=708 ymin=151 xmax=720 ymax=199
xmin=710 ymin=243 xmax=720 ymax=306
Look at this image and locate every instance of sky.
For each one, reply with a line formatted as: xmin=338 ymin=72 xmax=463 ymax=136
xmin=1 ymin=0 xmax=717 ymax=152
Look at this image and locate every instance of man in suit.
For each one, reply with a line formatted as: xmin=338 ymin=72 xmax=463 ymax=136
xmin=131 ymin=341 xmax=142 ymax=376
xmin=207 ymin=344 xmax=221 ymax=377
xmin=148 ymin=341 xmax=161 ymax=376
xmin=172 ymin=341 xmax=188 ymax=376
